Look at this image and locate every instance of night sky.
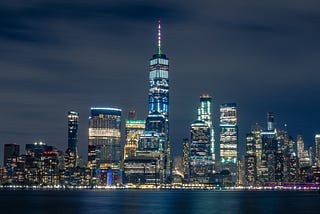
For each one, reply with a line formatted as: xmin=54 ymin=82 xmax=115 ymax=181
xmin=1 ymin=0 xmax=320 ymax=164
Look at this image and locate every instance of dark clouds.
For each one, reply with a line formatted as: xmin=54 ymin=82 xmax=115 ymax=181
xmin=0 ymin=0 xmax=320 ymax=163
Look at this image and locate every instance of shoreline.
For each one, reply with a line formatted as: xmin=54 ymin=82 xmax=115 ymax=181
xmin=1 ymin=185 xmax=319 ymax=191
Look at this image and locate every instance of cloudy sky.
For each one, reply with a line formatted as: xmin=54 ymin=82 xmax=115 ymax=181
xmin=1 ymin=0 xmax=320 ymax=162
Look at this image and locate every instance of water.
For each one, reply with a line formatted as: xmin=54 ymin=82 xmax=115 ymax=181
xmin=0 ymin=190 xmax=319 ymax=214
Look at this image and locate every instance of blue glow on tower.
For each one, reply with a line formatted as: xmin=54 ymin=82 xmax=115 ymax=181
xmin=148 ymin=20 xmax=169 ymax=127
xmin=146 ymin=21 xmax=170 ymax=182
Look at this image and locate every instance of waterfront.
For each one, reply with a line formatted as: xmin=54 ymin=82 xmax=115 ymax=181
xmin=0 ymin=190 xmax=319 ymax=214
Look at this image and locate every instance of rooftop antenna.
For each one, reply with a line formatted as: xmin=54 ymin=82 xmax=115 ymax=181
xmin=157 ymin=20 xmax=161 ymax=55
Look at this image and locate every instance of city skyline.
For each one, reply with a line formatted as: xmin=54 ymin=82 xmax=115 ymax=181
xmin=1 ymin=1 xmax=320 ymax=163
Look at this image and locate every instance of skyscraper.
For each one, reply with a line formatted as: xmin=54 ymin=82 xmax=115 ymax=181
xmin=147 ymin=20 xmax=170 ymax=181
xmin=260 ymin=112 xmax=277 ymax=183
xmin=67 ymin=111 xmax=79 ymax=153
xmin=197 ymin=94 xmax=215 ymax=168
xmin=123 ymin=21 xmax=170 ymax=186
xmin=251 ymin=124 xmax=263 ymax=177
xmin=189 ymin=120 xmax=212 ymax=184
xmin=244 ymin=133 xmax=257 ymax=186
xmin=65 ymin=111 xmax=79 ymax=186
xmin=297 ymin=134 xmax=310 ymax=168
xmin=182 ymin=138 xmax=190 ymax=179
xmin=297 ymin=134 xmax=304 ymax=159
xmin=4 ymin=144 xmax=20 ymax=166
xmin=267 ymin=112 xmax=275 ymax=131
xmin=219 ymin=103 xmax=238 ymax=183
xmin=123 ymin=131 xmax=163 ymax=185
xmin=88 ymin=107 xmax=122 ymax=170
xmin=124 ymin=117 xmax=145 ymax=159
xmin=148 ymin=21 xmax=169 ymax=143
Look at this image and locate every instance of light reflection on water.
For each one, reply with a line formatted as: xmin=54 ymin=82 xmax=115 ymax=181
xmin=0 ymin=190 xmax=319 ymax=214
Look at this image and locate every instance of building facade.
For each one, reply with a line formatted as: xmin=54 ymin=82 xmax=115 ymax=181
xmin=67 ymin=111 xmax=79 ymax=153
xmin=219 ymin=103 xmax=238 ymax=183
xmin=244 ymin=133 xmax=257 ymax=186
xmin=182 ymin=138 xmax=190 ymax=179
xmin=4 ymin=144 xmax=20 ymax=166
xmin=189 ymin=120 xmax=213 ymax=184
xmin=124 ymin=119 xmax=145 ymax=160
xmin=197 ymin=94 xmax=215 ymax=169
xmin=88 ymin=107 xmax=122 ymax=171
xmin=147 ymin=20 xmax=170 ymax=181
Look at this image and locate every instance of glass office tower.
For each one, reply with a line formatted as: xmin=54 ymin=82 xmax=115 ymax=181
xmin=260 ymin=113 xmax=277 ymax=183
xmin=147 ymin=21 xmax=170 ymax=181
xmin=124 ymin=119 xmax=146 ymax=159
xmin=219 ymin=103 xmax=238 ymax=182
xmin=67 ymin=111 xmax=79 ymax=153
xmin=244 ymin=133 xmax=257 ymax=186
xmin=148 ymin=21 xmax=169 ymax=147
xmin=189 ymin=120 xmax=212 ymax=184
xmin=197 ymin=94 xmax=215 ymax=168
xmin=88 ymin=107 xmax=122 ymax=170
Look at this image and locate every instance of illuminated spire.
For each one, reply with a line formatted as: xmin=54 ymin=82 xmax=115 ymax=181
xmin=157 ymin=20 xmax=161 ymax=55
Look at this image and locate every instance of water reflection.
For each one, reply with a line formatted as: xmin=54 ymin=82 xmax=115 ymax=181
xmin=0 ymin=190 xmax=319 ymax=214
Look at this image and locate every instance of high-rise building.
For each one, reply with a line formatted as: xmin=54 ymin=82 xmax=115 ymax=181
xmin=87 ymin=144 xmax=97 ymax=185
xmin=244 ymin=133 xmax=257 ymax=186
xmin=137 ymin=131 xmax=163 ymax=155
xmin=25 ymin=141 xmax=48 ymax=185
xmin=182 ymin=138 xmax=190 ymax=179
xmin=219 ymin=103 xmax=238 ymax=182
xmin=260 ymin=128 xmax=277 ymax=183
xmin=25 ymin=141 xmax=47 ymax=159
xmin=124 ymin=118 xmax=145 ymax=159
xmin=67 ymin=111 xmax=79 ymax=153
xmin=308 ymin=146 xmax=315 ymax=166
xmin=297 ymin=134 xmax=304 ymax=159
xmin=3 ymin=144 xmax=20 ymax=185
xmin=189 ymin=120 xmax=212 ymax=184
xmin=40 ymin=151 xmax=60 ymax=186
xmin=123 ymin=21 xmax=170 ymax=186
xmin=297 ymin=134 xmax=310 ymax=168
xmin=148 ymin=20 xmax=169 ymax=122
xmin=260 ymin=112 xmax=287 ymax=184
xmin=147 ymin=20 xmax=170 ymax=181
xmin=267 ymin=112 xmax=275 ymax=131
xmin=145 ymin=112 xmax=166 ymax=134
xmin=251 ymin=124 xmax=263 ymax=178
xmin=123 ymin=156 xmax=160 ymax=185
xmin=3 ymin=144 xmax=20 ymax=166
xmin=285 ymin=136 xmax=298 ymax=183
xmin=123 ymin=131 xmax=162 ymax=185
xmin=88 ymin=107 xmax=122 ymax=170
xmin=197 ymin=94 xmax=215 ymax=168
xmin=65 ymin=111 xmax=79 ymax=182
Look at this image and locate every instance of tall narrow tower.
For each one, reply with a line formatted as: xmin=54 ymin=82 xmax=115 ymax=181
xmin=197 ymin=94 xmax=215 ymax=168
xmin=267 ymin=112 xmax=275 ymax=131
xmin=67 ymin=111 xmax=79 ymax=153
xmin=297 ymin=134 xmax=304 ymax=159
xmin=148 ymin=20 xmax=169 ymax=128
xmin=219 ymin=103 xmax=238 ymax=183
xmin=147 ymin=20 xmax=170 ymax=180
xmin=189 ymin=120 xmax=212 ymax=184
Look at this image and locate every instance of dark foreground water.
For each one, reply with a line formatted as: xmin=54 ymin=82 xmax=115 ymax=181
xmin=0 ymin=190 xmax=319 ymax=214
